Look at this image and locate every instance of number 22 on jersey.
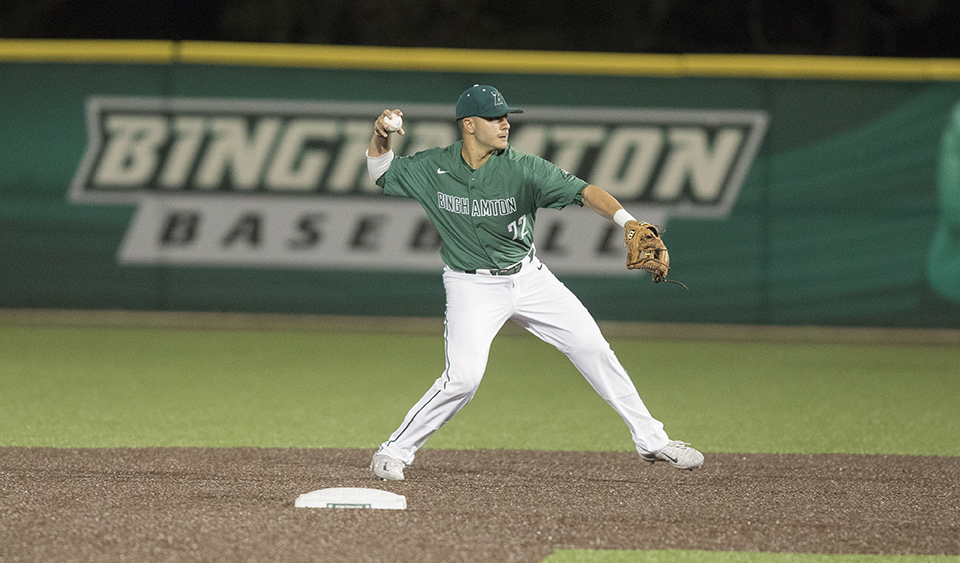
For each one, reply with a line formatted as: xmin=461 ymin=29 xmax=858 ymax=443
xmin=507 ymin=215 xmax=530 ymax=241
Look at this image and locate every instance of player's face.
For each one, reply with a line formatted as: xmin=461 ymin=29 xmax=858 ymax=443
xmin=473 ymin=115 xmax=511 ymax=151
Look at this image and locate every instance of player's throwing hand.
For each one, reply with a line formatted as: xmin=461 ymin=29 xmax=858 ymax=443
xmin=374 ymin=109 xmax=404 ymax=137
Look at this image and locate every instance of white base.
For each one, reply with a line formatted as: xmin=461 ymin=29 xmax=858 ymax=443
xmin=294 ymin=487 xmax=407 ymax=510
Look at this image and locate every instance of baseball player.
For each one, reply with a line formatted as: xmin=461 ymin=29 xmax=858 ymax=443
xmin=366 ymin=84 xmax=703 ymax=481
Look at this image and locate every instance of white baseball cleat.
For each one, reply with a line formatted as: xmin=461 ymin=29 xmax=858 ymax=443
xmin=370 ymin=452 xmax=405 ymax=481
xmin=641 ymin=441 xmax=704 ymax=470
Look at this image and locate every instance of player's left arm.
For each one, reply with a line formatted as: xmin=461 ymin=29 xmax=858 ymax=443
xmin=584 ymin=184 xmax=679 ymax=284
xmin=581 ymin=184 xmax=634 ymax=227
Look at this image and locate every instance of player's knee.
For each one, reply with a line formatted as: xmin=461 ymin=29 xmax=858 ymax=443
xmin=441 ymin=367 xmax=484 ymax=398
xmin=566 ymin=333 xmax=613 ymax=361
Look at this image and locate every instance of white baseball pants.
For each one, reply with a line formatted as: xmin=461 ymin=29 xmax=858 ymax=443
xmin=377 ymin=255 xmax=670 ymax=466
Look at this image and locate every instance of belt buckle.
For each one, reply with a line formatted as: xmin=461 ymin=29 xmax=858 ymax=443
xmin=493 ymin=262 xmax=521 ymax=276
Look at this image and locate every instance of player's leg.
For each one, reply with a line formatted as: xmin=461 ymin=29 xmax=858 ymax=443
xmin=511 ymin=261 xmax=675 ymax=457
xmin=374 ymin=271 xmax=514 ymax=472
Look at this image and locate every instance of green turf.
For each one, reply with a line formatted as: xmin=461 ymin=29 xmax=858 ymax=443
xmin=1 ymin=325 xmax=958 ymax=455
xmin=543 ymin=550 xmax=960 ymax=563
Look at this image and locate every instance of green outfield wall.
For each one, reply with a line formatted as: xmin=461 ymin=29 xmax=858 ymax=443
xmin=3 ymin=40 xmax=960 ymax=328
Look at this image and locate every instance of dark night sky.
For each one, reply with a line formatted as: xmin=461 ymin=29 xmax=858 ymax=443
xmin=2 ymin=0 xmax=960 ymax=58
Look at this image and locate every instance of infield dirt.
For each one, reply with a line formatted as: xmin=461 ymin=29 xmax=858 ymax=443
xmin=1 ymin=447 xmax=958 ymax=562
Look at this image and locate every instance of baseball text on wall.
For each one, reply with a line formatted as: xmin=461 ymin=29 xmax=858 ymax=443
xmin=70 ymin=97 xmax=767 ymax=274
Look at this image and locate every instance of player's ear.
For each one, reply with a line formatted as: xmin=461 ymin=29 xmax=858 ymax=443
xmin=460 ymin=117 xmax=475 ymax=135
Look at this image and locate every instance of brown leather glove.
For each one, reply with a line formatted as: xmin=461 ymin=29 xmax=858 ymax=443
xmin=624 ymin=220 xmax=670 ymax=283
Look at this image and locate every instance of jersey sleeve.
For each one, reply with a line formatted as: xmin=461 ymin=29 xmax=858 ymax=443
xmin=375 ymin=145 xmax=452 ymax=201
xmin=515 ymin=150 xmax=589 ymax=210
xmin=375 ymin=154 xmax=421 ymax=199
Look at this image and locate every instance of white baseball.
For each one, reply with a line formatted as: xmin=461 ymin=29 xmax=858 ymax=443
xmin=383 ymin=114 xmax=403 ymax=132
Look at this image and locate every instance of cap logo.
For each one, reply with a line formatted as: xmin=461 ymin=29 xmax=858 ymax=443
xmin=456 ymin=84 xmax=522 ymax=119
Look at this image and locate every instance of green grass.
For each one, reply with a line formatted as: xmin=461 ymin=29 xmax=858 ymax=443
xmin=543 ymin=551 xmax=960 ymax=563
xmin=1 ymin=325 xmax=958 ymax=455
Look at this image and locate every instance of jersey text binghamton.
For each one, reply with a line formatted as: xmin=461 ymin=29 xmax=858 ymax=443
xmin=438 ymin=192 xmax=518 ymax=217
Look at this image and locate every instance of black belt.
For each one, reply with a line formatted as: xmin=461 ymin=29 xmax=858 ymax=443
xmin=463 ymin=262 xmax=523 ymax=276
xmin=463 ymin=248 xmax=535 ymax=276
xmin=463 ymin=262 xmax=524 ymax=276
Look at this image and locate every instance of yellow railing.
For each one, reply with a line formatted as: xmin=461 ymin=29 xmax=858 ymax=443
xmin=2 ymin=39 xmax=960 ymax=81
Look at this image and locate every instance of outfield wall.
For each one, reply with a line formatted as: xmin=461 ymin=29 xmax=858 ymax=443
xmin=2 ymin=40 xmax=960 ymax=328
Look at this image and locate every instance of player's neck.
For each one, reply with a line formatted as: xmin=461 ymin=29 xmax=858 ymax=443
xmin=461 ymin=141 xmax=498 ymax=170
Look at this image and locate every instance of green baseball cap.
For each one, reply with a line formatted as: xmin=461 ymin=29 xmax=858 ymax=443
xmin=455 ymin=84 xmax=524 ymax=120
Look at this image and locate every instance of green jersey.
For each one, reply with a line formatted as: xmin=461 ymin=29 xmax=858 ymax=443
xmin=376 ymin=140 xmax=589 ymax=271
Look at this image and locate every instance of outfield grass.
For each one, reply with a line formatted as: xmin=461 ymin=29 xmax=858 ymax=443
xmin=543 ymin=550 xmax=960 ymax=562
xmin=2 ymin=324 xmax=958 ymax=456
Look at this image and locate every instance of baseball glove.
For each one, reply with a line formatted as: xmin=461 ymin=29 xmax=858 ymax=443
xmin=624 ymin=220 xmax=686 ymax=288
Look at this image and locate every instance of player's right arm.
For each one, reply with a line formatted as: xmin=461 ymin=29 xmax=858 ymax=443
xmin=368 ymin=109 xmax=403 ymax=156
xmin=367 ymin=109 xmax=404 ymax=181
